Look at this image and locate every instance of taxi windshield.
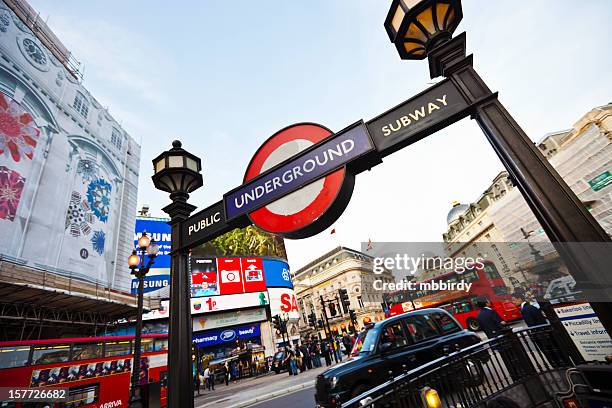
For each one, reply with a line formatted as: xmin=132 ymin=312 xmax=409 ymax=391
xmin=351 ymin=327 xmax=379 ymax=356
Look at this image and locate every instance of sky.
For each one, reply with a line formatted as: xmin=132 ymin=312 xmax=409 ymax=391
xmin=29 ymin=1 xmax=612 ymax=271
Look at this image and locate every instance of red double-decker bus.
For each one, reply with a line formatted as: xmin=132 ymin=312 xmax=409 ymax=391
xmin=383 ymin=261 xmax=521 ymax=331
xmin=0 ymin=334 xmax=168 ymax=407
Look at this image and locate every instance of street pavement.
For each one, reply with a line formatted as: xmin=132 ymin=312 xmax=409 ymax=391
xmin=194 ymin=357 xmax=346 ymax=408
xmin=249 ymin=387 xmax=315 ymax=408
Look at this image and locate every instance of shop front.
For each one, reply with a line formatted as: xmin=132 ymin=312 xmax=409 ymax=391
xmin=192 ymin=323 xmax=267 ymax=380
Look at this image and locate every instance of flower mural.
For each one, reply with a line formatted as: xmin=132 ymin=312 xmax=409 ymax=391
xmin=76 ymin=159 xmax=98 ymax=183
xmin=87 ymin=178 xmax=112 ymax=222
xmin=0 ymin=165 xmax=25 ymax=221
xmin=91 ymin=230 xmax=105 ymax=255
xmin=65 ymin=191 xmax=93 ymax=237
xmin=0 ymin=93 xmax=40 ymax=162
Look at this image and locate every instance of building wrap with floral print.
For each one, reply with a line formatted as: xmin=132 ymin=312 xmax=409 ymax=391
xmin=0 ymin=0 xmax=141 ymax=291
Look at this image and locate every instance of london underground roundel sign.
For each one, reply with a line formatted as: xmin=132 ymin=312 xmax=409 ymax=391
xmin=243 ymin=123 xmax=355 ymax=239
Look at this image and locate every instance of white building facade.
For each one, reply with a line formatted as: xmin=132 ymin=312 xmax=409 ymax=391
xmin=0 ymin=0 xmax=140 ymax=292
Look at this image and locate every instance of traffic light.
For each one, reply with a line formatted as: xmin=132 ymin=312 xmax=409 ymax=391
xmin=308 ymin=312 xmax=317 ymax=327
xmin=338 ymin=289 xmax=350 ymax=312
xmin=349 ymin=309 xmax=357 ymax=325
xmin=329 ymin=302 xmax=337 ymax=317
xmin=272 ymin=314 xmax=281 ymax=331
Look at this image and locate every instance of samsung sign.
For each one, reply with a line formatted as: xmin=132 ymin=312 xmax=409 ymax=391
xmin=131 ymin=275 xmax=170 ymax=295
xmin=192 ymin=324 xmax=261 ymax=348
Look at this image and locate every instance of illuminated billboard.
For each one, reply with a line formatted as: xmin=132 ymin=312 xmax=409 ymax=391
xmin=132 ymin=217 xmax=171 ymax=295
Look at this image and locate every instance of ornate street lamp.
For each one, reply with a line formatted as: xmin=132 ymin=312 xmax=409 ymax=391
xmin=128 ymin=231 xmax=159 ymax=408
xmin=384 ymin=0 xmax=462 ymax=60
xmin=382 ymin=0 xmax=612 ymax=343
xmin=152 ymin=140 xmax=203 ymax=408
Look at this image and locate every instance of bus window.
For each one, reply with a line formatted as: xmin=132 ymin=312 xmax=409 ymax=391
xmin=140 ymin=338 xmax=155 ymax=353
xmin=462 ymin=270 xmax=478 ymax=283
xmin=64 ymin=383 xmax=100 ymax=407
xmin=459 ymin=301 xmax=473 ymax=313
xmin=104 ymin=341 xmax=131 ymax=357
xmin=32 ymin=344 xmax=70 ymax=365
xmin=154 ymin=338 xmax=168 ymax=351
xmin=71 ymin=343 xmax=102 ymax=361
xmin=0 ymin=346 xmax=30 ymax=368
xmin=483 ymin=263 xmax=501 ymax=280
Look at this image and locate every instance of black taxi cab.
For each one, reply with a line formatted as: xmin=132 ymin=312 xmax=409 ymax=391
xmin=315 ymin=308 xmax=482 ymax=407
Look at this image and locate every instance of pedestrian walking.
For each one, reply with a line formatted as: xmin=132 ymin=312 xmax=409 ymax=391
xmin=230 ymin=362 xmax=238 ymax=384
xmin=512 ymin=294 xmax=570 ymax=367
xmin=342 ymin=333 xmax=352 ymax=357
xmin=322 ymin=342 xmax=332 ymax=366
xmin=194 ymin=370 xmax=201 ymax=396
xmin=476 ymin=299 xmax=506 ymax=338
xmin=222 ymin=362 xmax=229 ymax=386
xmin=204 ymin=366 xmax=215 ymax=391
xmin=476 ymin=299 xmax=521 ymax=381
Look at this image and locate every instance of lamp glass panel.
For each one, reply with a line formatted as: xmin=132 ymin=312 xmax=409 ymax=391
xmin=446 ymin=9 xmax=456 ymax=28
xmin=403 ymin=42 xmax=422 ymax=54
xmin=416 ymin=6 xmax=436 ymax=35
xmin=186 ymin=157 xmax=199 ymax=172
xmin=147 ymin=242 xmax=159 ymax=257
xmin=128 ymin=253 xmax=140 ymax=268
xmin=391 ymin=5 xmax=405 ymax=32
xmin=168 ymin=155 xmax=184 ymax=168
xmin=405 ymin=23 xmax=428 ymax=42
xmin=404 ymin=0 xmax=421 ymax=8
xmin=436 ymin=3 xmax=450 ymax=29
xmin=138 ymin=234 xmax=150 ymax=249
xmin=155 ymin=158 xmax=166 ymax=173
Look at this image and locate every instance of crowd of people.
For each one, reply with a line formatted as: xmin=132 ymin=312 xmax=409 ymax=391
xmin=279 ymin=332 xmax=356 ymax=376
xmin=193 ymin=332 xmax=358 ymax=396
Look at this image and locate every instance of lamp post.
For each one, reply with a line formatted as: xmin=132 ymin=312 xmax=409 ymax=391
xmin=128 ymin=231 xmax=159 ymax=408
xmin=152 ymin=140 xmax=203 ymax=408
xmin=384 ymin=0 xmax=612 ymax=334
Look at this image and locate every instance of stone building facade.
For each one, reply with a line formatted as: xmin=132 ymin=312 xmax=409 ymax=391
xmin=293 ymin=246 xmax=394 ymax=339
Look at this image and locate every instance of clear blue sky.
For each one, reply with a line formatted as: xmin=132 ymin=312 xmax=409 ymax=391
xmin=30 ymin=1 xmax=612 ymax=270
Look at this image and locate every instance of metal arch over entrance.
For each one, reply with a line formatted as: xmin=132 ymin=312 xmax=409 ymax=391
xmin=179 ymin=32 xmax=612 ymax=324
xmin=164 ymin=31 xmax=612 ymax=408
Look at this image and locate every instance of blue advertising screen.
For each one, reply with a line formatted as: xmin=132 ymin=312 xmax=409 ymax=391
xmin=134 ymin=218 xmax=171 ymax=269
xmin=263 ymin=259 xmax=293 ymax=288
xmin=192 ymin=324 xmax=261 ymax=348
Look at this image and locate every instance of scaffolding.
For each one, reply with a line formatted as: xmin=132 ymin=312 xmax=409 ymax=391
xmin=4 ymin=0 xmax=83 ymax=81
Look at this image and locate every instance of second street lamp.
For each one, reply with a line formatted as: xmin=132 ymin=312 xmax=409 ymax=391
xmin=128 ymin=231 xmax=159 ymax=408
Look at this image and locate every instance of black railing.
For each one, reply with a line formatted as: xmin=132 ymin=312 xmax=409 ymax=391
xmin=342 ymin=325 xmax=575 ymax=408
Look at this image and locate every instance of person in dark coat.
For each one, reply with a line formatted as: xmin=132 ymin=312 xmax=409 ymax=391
xmin=512 ymin=295 xmax=547 ymax=327
xmin=322 ymin=342 xmax=332 ymax=366
xmin=512 ymin=294 xmax=569 ymax=367
xmin=476 ymin=299 xmax=506 ymax=338
xmin=476 ymin=299 xmax=521 ymax=381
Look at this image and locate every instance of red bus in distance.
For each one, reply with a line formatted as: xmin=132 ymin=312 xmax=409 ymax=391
xmin=0 ymin=334 xmax=168 ymax=408
xmin=383 ymin=261 xmax=521 ymax=331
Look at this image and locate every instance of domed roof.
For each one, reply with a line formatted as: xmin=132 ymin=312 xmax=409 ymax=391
xmin=447 ymin=202 xmax=470 ymax=224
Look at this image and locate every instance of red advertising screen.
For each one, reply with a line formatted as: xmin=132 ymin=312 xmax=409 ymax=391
xmin=241 ymin=258 xmax=266 ymax=293
xmin=217 ymin=258 xmax=244 ymax=295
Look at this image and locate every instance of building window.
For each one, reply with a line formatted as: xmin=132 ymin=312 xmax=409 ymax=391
xmin=111 ymin=128 xmax=122 ymax=149
xmin=358 ymin=296 xmax=364 ymax=308
xmin=73 ymin=92 xmax=89 ymax=118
